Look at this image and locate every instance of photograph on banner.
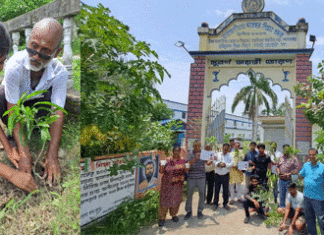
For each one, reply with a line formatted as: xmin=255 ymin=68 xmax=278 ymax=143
xmin=237 ymin=161 xmax=249 ymax=170
xmin=200 ymin=150 xmax=215 ymax=161
xmin=137 ymin=154 xmax=159 ymax=193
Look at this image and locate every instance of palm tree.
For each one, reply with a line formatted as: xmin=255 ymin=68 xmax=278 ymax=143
xmin=231 ymin=70 xmax=278 ymax=141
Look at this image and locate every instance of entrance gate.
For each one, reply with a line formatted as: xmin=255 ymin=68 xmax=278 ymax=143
xmin=185 ymin=0 xmax=313 ymax=156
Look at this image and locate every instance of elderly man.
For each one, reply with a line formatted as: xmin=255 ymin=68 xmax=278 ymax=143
xmin=298 ymin=148 xmax=324 ymax=235
xmin=0 ymin=18 xmax=67 ymax=186
xmin=0 ymin=23 xmax=37 ymax=193
xmin=184 ymin=140 xmax=206 ymax=220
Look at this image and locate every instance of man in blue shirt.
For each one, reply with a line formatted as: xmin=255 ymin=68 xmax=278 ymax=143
xmin=243 ymin=142 xmax=258 ymax=188
xmin=298 ymin=148 xmax=324 ymax=235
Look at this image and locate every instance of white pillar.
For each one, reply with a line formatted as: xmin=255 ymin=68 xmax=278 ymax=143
xmin=63 ymin=17 xmax=74 ymax=84
xmin=24 ymin=28 xmax=32 ymax=45
xmin=12 ymin=32 xmax=20 ymax=54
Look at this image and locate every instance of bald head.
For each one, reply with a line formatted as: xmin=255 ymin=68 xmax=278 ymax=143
xmin=31 ymin=18 xmax=63 ymax=49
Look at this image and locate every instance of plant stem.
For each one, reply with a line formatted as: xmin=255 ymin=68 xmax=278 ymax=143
xmin=32 ymin=141 xmax=47 ymax=179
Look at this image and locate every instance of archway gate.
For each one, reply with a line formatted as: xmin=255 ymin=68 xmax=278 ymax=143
xmin=185 ymin=5 xmax=313 ymax=156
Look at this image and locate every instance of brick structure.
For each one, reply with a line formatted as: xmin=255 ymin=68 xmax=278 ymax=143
xmin=185 ymin=56 xmax=206 ymax=148
xmin=295 ymin=53 xmax=312 ymax=152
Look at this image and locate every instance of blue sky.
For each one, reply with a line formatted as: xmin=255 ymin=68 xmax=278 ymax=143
xmin=83 ymin=0 xmax=324 ymax=115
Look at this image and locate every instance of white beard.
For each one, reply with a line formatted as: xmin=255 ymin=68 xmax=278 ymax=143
xmin=28 ymin=57 xmax=52 ymax=72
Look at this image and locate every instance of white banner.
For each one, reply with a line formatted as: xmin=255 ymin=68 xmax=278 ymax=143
xmin=200 ymin=150 xmax=215 ymax=161
xmin=80 ymin=157 xmax=136 ymax=226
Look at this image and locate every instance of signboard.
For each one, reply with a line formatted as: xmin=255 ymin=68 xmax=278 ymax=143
xmin=80 ymin=157 xmax=136 ymax=226
xmin=209 ymin=19 xmax=299 ymax=51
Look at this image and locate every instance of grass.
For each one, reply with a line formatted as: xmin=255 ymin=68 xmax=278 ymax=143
xmin=81 ymin=190 xmax=160 ymax=235
xmin=0 ymin=114 xmax=80 ymax=235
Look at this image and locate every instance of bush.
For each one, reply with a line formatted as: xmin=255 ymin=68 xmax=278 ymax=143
xmin=81 ymin=190 xmax=160 ymax=235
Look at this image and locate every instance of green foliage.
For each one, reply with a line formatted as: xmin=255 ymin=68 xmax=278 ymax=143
xmin=232 ymin=70 xmax=278 ymax=140
xmin=294 ymin=62 xmax=324 ymax=154
xmin=4 ymin=91 xmax=67 ymax=146
xmin=224 ymin=133 xmax=231 ymax=144
xmin=205 ymin=136 xmax=218 ymax=151
xmin=261 ymin=102 xmax=286 ymax=116
xmin=80 ymin=3 xmax=171 ymax=159
xmin=81 ymin=190 xmax=160 ymax=235
xmin=0 ymin=0 xmax=54 ymax=21
xmin=283 ymin=146 xmax=301 ymax=157
xmin=150 ymin=101 xmax=173 ymax=122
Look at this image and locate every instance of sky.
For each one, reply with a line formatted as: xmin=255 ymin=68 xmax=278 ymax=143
xmin=83 ymin=0 xmax=324 ymax=115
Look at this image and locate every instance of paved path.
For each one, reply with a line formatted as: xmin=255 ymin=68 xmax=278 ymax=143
xmin=140 ymin=192 xmax=284 ymax=235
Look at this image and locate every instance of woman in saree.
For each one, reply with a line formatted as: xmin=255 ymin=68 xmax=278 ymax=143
xmin=158 ymin=146 xmax=188 ymax=227
xmin=0 ymin=23 xmax=37 ymax=193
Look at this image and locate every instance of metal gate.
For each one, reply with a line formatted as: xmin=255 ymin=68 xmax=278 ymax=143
xmin=206 ymin=95 xmax=226 ymax=143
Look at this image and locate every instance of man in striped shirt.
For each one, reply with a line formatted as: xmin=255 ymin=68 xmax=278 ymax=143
xmin=184 ymin=140 xmax=206 ymax=220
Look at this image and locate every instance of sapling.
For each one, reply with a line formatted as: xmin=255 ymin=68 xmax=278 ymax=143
xmin=3 ymin=90 xmax=67 ymax=179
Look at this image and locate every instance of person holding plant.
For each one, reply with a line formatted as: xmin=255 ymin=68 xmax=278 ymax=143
xmin=269 ymin=142 xmax=282 ymax=204
xmin=243 ymin=175 xmax=266 ymax=223
xmin=213 ymin=143 xmax=234 ymax=211
xmin=229 ymin=141 xmax=245 ymax=204
xmin=252 ymin=143 xmax=271 ymax=187
xmin=158 ymin=146 xmax=187 ymax=227
xmin=298 ymin=148 xmax=324 ymax=235
xmin=0 ymin=18 xmax=67 ymax=187
xmin=277 ymin=144 xmax=301 ymax=208
xmin=184 ymin=140 xmax=206 ymax=220
xmin=278 ymin=182 xmax=306 ymax=235
xmin=0 ymin=23 xmax=37 ymax=193
xmin=243 ymin=142 xmax=258 ymax=188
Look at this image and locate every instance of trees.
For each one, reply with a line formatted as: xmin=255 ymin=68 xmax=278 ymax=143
xmin=261 ymin=102 xmax=286 ymax=116
xmin=80 ymin=3 xmax=171 ymax=158
xmin=295 ymin=62 xmax=324 ymax=159
xmin=0 ymin=0 xmax=54 ymax=22
xmin=231 ymin=71 xmax=278 ymax=141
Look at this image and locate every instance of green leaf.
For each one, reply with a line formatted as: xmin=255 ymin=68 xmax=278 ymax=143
xmin=24 ymin=90 xmax=48 ymax=102
xmin=40 ymin=128 xmax=51 ymax=142
xmin=33 ymin=101 xmax=67 ymax=114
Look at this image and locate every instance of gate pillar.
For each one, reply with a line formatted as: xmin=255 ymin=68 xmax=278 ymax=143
xmin=185 ymin=56 xmax=206 ymax=149
xmin=295 ymin=53 xmax=312 ymax=155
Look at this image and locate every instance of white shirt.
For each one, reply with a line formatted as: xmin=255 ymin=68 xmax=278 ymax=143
xmin=213 ymin=152 xmax=234 ymax=175
xmin=287 ymin=191 xmax=304 ymax=212
xmin=270 ymin=150 xmax=283 ymax=162
xmin=2 ymin=50 xmax=68 ymax=108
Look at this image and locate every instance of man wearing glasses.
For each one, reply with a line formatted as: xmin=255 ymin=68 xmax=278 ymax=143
xmin=0 ymin=18 xmax=67 ymax=187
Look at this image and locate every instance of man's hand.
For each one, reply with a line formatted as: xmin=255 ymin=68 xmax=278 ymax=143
xmin=287 ymin=225 xmax=294 ymax=235
xmin=9 ymin=170 xmax=37 ymax=193
xmin=7 ymin=147 xmax=20 ymax=169
xmin=42 ymin=157 xmax=61 ymax=187
xmin=253 ymin=200 xmax=260 ymax=209
xmin=18 ymin=148 xmax=32 ymax=174
xmin=278 ymin=224 xmax=287 ymax=231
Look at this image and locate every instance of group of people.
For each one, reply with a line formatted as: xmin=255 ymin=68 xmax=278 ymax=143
xmin=158 ymin=139 xmax=324 ymax=235
xmin=0 ymin=19 xmax=68 ymax=192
